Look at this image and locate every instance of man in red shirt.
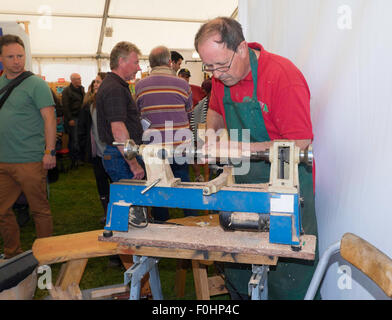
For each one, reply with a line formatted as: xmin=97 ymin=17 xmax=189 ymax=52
xmin=195 ymin=17 xmax=318 ymax=300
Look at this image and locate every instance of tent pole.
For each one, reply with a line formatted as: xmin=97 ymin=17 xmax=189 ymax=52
xmin=97 ymin=0 xmax=111 ymax=58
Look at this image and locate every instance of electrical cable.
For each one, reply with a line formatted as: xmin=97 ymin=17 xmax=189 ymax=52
xmin=214 ymin=262 xmax=246 ymax=300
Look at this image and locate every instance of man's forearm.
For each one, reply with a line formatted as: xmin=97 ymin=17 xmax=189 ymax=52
xmin=248 ymin=139 xmax=311 ymax=153
xmin=205 ymin=108 xmax=311 ymax=153
xmin=293 ymin=139 xmax=312 ymax=150
xmin=206 ymin=108 xmax=225 ymax=131
xmin=41 ymin=107 xmax=57 ymax=150
xmin=111 ymin=121 xmax=144 ymax=179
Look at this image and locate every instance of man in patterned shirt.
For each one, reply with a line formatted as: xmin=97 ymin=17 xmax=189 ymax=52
xmin=135 ymin=45 xmax=195 ymax=221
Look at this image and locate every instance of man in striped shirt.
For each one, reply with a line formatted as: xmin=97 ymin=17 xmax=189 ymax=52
xmin=135 ymin=45 xmax=195 ymax=221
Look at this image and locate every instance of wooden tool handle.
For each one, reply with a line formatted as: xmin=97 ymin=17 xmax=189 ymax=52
xmin=340 ymin=233 xmax=392 ymax=297
xmin=203 ymin=166 xmax=234 ymax=195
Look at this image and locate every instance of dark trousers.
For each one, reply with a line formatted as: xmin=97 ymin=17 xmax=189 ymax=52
xmin=92 ymin=156 xmax=111 ymax=214
xmin=151 ymin=162 xmax=198 ymax=222
xmin=102 ymin=145 xmax=143 ymax=182
xmin=101 ymin=146 xmax=197 ymax=222
xmin=67 ymin=119 xmax=80 ymax=162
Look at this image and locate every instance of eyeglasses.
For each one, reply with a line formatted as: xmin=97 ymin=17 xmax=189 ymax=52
xmin=202 ymin=49 xmax=236 ymax=73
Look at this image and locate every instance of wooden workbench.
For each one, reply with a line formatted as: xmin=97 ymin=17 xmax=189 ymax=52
xmin=32 ymin=215 xmax=316 ymax=300
xmin=99 ymin=215 xmax=316 ymax=299
xmin=99 ymin=222 xmax=315 ymax=263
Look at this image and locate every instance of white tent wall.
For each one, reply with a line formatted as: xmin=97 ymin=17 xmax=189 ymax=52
xmin=31 ymin=48 xmax=204 ymax=89
xmin=31 ymin=59 xmax=99 ymax=88
xmin=177 ymin=50 xmax=204 ymax=87
xmin=1 ymin=0 xmax=237 ymax=88
xmin=31 ymin=58 xmax=149 ymax=88
xmin=239 ymin=0 xmax=392 ymax=300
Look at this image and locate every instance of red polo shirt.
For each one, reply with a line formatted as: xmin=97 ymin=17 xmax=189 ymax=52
xmin=209 ymin=43 xmax=313 ymax=141
xmin=190 ymin=84 xmax=206 ymax=106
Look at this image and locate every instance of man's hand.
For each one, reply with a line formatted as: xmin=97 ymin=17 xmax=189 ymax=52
xmin=111 ymin=121 xmax=145 ymax=179
xmin=128 ymin=158 xmax=145 ymax=180
xmin=43 ymin=154 xmax=56 ymax=170
xmin=68 ymin=120 xmax=76 ymax=126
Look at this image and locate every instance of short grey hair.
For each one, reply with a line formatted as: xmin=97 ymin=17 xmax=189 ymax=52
xmin=110 ymin=41 xmax=141 ymax=70
xmin=149 ymin=46 xmax=171 ymax=69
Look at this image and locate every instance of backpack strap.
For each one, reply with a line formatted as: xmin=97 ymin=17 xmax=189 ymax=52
xmin=0 ymin=71 xmax=34 ymax=109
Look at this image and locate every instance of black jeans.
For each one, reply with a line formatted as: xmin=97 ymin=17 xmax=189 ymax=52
xmin=92 ymin=156 xmax=111 ymax=213
xmin=68 ymin=119 xmax=80 ymax=162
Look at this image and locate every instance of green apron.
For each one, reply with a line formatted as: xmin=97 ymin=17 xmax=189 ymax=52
xmin=222 ymin=48 xmax=319 ymax=300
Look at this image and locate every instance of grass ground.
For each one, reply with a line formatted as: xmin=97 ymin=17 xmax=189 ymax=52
xmin=1 ymin=161 xmax=229 ymax=300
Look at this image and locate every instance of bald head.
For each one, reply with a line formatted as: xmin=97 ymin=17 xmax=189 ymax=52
xmin=70 ymin=73 xmax=82 ymax=88
xmin=149 ymin=46 xmax=171 ymax=69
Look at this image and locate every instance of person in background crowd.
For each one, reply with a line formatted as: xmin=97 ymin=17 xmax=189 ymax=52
xmin=86 ymin=79 xmax=96 ymax=99
xmin=135 ymin=45 xmax=195 ymax=221
xmin=78 ymin=72 xmax=112 ymax=224
xmin=62 ymin=73 xmax=85 ymax=168
xmin=96 ymin=41 xmax=146 ymax=268
xmin=178 ymin=68 xmax=206 ymax=107
xmin=189 ymin=78 xmax=212 ymax=182
xmin=79 ymin=79 xmax=95 ymax=162
xmin=96 ymin=41 xmax=145 ymax=184
xmin=170 ymin=50 xmax=184 ymax=74
xmin=51 ymin=89 xmax=64 ymax=151
xmin=0 ymin=34 xmax=56 ymax=259
xmin=12 ymin=88 xmax=63 ymax=229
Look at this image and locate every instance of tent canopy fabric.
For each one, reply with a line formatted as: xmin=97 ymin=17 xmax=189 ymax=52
xmin=0 ymin=0 xmax=238 ymax=57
